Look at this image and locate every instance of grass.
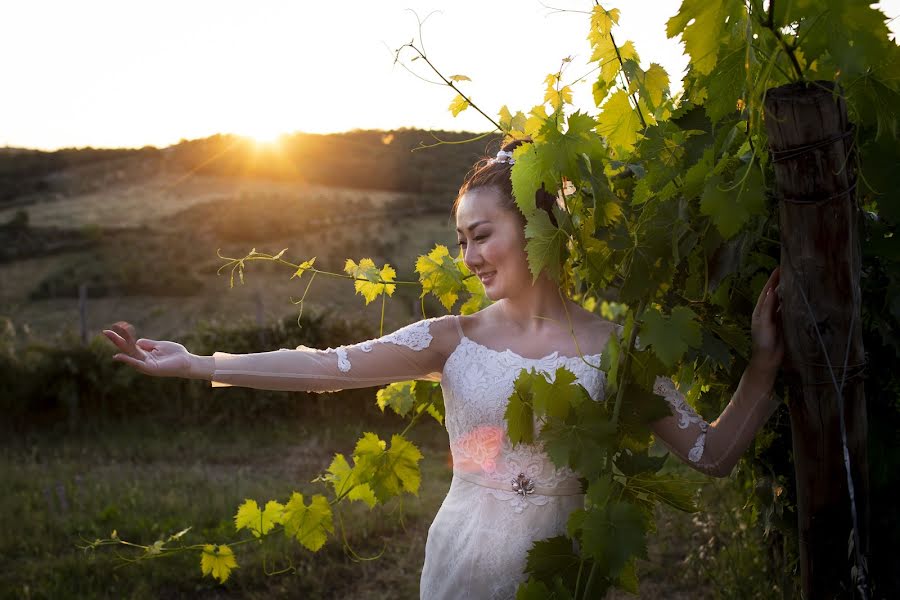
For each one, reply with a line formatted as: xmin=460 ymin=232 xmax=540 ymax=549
xmin=2 ymin=411 xmax=737 ymax=600
xmin=1 ymin=417 xmax=454 ymax=600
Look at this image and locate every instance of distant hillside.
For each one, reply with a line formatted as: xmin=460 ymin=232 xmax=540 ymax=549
xmin=0 ymin=129 xmax=502 ymax=208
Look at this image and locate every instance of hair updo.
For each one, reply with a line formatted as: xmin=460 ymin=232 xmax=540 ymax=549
xmin=452 ymin=138 xmax=560 ymax=227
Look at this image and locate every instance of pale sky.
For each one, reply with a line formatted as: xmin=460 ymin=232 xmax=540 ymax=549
xmin=1 ymin=1 xmax=897 ymax=150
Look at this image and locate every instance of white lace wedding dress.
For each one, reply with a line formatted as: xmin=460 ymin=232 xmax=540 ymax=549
xmin=207 ymin=313 xmax=780 ymax=599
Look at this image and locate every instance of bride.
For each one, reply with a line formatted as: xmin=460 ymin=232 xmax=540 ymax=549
xmin=104 ymin=139 xmax=784 ymax=599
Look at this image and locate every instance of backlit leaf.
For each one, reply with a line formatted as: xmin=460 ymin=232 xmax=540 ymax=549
xmin=596 ymin=90 xmax=643 ymax=155
xmin=343 ymin=258 xmax=396 ymax=305
xmin=234 ymin=499 xmax=283 ymax=538
xmin=200 ymin=544 xmax=238 ymax=583
xmin=282 ymin=492 xmax=334 ymax=552
xmin=449 ymin=94 xmax=469 ymax=117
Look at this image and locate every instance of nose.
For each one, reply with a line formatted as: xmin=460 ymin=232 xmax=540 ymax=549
xmin=463 ymin=242 xmax=483 ymax=272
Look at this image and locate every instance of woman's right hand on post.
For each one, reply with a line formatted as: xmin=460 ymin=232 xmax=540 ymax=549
xmin=103 ymin=321 xmax=198 ymax=379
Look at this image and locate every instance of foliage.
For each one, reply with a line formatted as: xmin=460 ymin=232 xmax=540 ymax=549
xmin=77 ymin=0 xmax=900 ymax=596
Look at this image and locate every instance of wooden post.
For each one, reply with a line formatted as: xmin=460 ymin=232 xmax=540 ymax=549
xmin=764 ymin=81 xmax=870 ymax=599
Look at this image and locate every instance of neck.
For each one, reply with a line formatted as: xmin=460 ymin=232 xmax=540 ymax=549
xmin=497 ymin=274 xmax=575 ymax=334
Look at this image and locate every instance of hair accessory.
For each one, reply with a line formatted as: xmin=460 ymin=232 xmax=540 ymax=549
xmin=490 ymin=149 xmax=516 ymax=165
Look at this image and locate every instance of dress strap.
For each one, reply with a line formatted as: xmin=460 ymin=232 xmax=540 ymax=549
xmin=453 ymin=315 xmax=466 ymax=341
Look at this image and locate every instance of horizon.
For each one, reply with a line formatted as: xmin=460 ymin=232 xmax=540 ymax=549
xmin=0 ymin=126 xmax=493 ymax=153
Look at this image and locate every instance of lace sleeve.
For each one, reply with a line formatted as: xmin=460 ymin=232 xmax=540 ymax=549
xmin=650 ymin=372 xmax=780 ymax=477
xmin=207 ymin=314 xmax=459 ymax=393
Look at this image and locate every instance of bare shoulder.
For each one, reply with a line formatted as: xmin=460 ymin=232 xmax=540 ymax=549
xmin=570 ymin=309 xmax=620 ymax=355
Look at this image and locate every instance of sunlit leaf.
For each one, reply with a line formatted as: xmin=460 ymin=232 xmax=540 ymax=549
xmin=200 ymin=544 xmax=238 ymax=583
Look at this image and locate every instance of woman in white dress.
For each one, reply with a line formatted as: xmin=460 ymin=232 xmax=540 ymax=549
xmin=104 ymin=140 xmax=784 ymax=599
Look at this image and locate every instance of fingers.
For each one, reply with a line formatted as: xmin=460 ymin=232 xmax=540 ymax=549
xmin=112 ymin=352 xmax=144 ymax=369
xmin=110 ymin=321 xmax=136 ymax=344
xmin=753 ymin=267 xmax=782 ymax=317
xmin=103 ymin=329 xmax=131 ymax=353
xmin=103 ymin=321 xmax=152 ymax=360
xmin=135 ymin=338 xmax=158 ymax=351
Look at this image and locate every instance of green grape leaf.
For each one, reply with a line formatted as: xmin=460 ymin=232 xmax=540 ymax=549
xmin=599 ymin=332 xmax=622 ymax=395
xmin=523 ymin=535 xmax=582 ymax=592
xmin=638 ymin=305 xmax=702 ymax=367
xmin=666 ymin=0 xmax=736 ymax=76
xmin=797 ymin=1 xmax=893 ymax=80
xmin=499 ymin=104 xmax=527 ymax=134
xmin=587 ymin=474 xmax=615 ymax=511
xmin=700 ymin=164 xmax=766 ymax=239
xmin=618 ymin=558 xmax=639 ymax=594
xmin=596 ymin=90 xmax=643 ymax=155
xmin=200 ymin=544 xmax=238 ymax=584
xmin=516 ymin=576 xmax=576 ymax=600
xmin=580 ymin=501 xmax=649 ymax=577
xmin=322 ymin=453 xmax=377 ymax=507
xmin=524 ymin=209 xmax=568 ymax=283
xmin=531 ymin=366 xmax=587 ymax=419
xmin=234 ymin=499 xmax=283 ymax=538
xmin=540 ymin=398 xmax=616 ymax=480
xmin=615 ymin=449 xmax=668 ymax=476
xmin=376 ymin=381 xmax=416 ymax=417
xmin=343 ymin=258 xmax=396 ymax=305
xmin=415 ymin=380 xmax=445 ymax=425
xmin=416 ymin=244 xmax=466 ymax=311
xmin=617 ymin=380 xmax=673 ymax=452
xmin=282 ymin=492 xmax=334 ymax=552
xmin=449 ymin=93 xmax=470 ymax=116
xmin=588 ymin=4 xmax=620 ymax=50
xmin=544 ymin=73 xmax=574 ymax=111
xmin=353 ymin=433 xmax=424 ymax=502
xmin=506 ymin=368 xmax=537 ymax=445
xmin=510 ymin=143 xmax=552 ymax=215
xmin=623 ymin=61 xmax=670 ymax=111
xmin=700 ymin=329 xmax=733 ymax=371
xmin=681 ymin=147 xmax=714 ymax=201
xmin=704 ymin=41 xmax=747 ymax=124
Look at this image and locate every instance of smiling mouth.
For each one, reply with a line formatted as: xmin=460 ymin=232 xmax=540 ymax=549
xmin=478 ymin=272 xmax=496 ymax=283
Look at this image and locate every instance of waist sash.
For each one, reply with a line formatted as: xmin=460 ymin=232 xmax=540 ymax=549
xmin=453 ymin=469 xmax=584 ymax=497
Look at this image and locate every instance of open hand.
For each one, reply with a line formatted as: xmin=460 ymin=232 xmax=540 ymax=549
xmin=102 ymin=321 xmax=194 ymax=379
xmin=750 ymin=267 xmax=784 ymax=372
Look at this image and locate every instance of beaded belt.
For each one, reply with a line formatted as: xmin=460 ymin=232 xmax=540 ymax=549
xmin=453 ymin=470 xmax=584 ymax=497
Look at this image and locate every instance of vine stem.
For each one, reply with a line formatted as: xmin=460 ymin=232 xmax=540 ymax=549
xmin=761 ymin=0 xmax=805 ymax=80
xmin=396 ymin=42 xmax=501 ymax=131
xmin=608 ymin=298 xmax=647 ymax=463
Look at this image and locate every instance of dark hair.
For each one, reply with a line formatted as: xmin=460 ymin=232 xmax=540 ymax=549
xmin=452 ymin=138 xmax=559 ymax=227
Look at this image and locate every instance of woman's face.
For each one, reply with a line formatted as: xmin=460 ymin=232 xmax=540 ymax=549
xmin=455 ymin=187 xmax=531 ymax=300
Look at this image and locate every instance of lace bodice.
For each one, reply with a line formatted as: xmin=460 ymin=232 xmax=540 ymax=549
xmin=441 ymin=331 xmax=604 ymax=512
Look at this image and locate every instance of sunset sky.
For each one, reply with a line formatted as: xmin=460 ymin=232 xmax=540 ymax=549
xmin=2 ymin=0 xmax=897 ymax=151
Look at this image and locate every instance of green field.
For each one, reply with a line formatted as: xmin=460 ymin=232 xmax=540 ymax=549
xmin=2 ymin=415 xmax=734 ymax=599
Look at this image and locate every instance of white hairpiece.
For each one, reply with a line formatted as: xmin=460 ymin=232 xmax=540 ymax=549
xmin=490 ymin=149 xmax=515 ymax=165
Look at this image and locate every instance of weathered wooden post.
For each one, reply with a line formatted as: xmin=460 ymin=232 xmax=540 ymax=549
xmin=764 ymin=81 xmax=870 ymax=599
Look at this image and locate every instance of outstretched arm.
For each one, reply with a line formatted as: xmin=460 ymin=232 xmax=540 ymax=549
xmin=106 ymin=315 xmax=460 ymax=393
xmin=650 ymin=267 xmax=784 ymax=477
